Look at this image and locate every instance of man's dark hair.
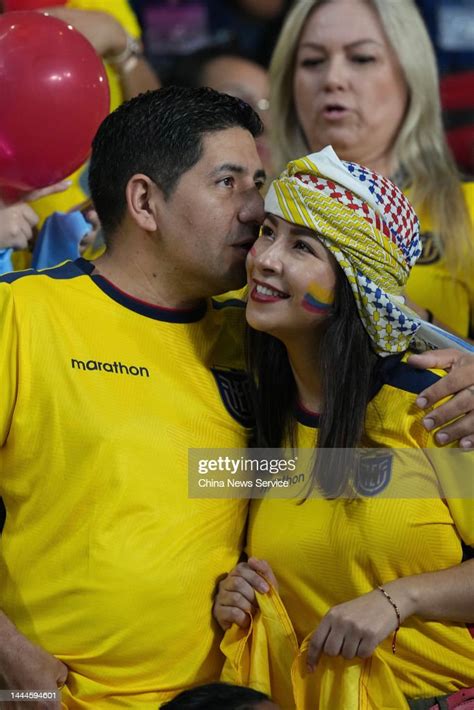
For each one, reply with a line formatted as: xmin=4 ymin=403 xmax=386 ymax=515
xmin=161 ymin=682 xmax=271 ymax=709
xmin=88 ymin=86 xmax=263 ymax=237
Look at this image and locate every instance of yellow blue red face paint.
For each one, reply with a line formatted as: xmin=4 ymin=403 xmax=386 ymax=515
xmin=301 ymin=282 xmax=334 ymax=314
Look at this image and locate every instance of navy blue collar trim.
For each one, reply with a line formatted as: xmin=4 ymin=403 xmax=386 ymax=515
xmin=294 ymin=353 xmax=406 ymax=429
xmin=74 ymin=258 xmax=207 ymax=323
xmin=295 ymin=403 xmax=321 ymax=429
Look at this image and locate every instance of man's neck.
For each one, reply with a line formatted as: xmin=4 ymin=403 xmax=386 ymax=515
xmin=92 ymin=233 xmax=203 ymax=310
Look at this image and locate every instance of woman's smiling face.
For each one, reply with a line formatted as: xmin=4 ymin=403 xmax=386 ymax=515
xmin=246 ymin=214 xmax=337 ymax=341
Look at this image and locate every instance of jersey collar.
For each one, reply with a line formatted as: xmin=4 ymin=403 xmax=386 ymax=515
xmin=295 ymin=402 xmax=321 ymax=428
xmin=75 ymin=258 xmax=207 ymax=323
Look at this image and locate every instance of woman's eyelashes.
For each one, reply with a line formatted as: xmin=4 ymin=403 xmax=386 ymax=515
xmin=300 ymin=57 xmax=325 ymax=68
xmin=299 ymin=54 xmax=377 ymax=68
xmin=294 ymin=240 xmax=315 ymax=255
xmin=351 ymin=54 xmax=376 ymax=64
xmin=259 ymin=226 xmax=318 ymax=256
xmin=260 ymin=224 xmax=275 ymax=238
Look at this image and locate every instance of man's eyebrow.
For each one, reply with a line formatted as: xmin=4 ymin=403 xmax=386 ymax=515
xmin=209 ymin=163 xmax=246 ymax=177
xmin=209 ymin=164 xmax=266 ymax=183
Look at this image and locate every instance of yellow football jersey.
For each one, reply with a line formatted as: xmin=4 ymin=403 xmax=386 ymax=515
xmin=405 ymin=182 xmax=474 ymax=337
xmin=224 ymin=357 xmax=474 ymax=708
xmin=0 ymin=259 xmax=250 ymax=708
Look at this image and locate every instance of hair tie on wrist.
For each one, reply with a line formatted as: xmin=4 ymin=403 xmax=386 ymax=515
xmin=107 ymin=34 xmax=142 ymax=71
xmin=377 ymin=585 xmax=401 ymax=654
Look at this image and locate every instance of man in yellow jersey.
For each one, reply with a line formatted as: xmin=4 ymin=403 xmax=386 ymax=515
xmin=0 ymin=87 xmax=265 ymax=708
xmin=0 ymin=87 xmax=473 ymax=710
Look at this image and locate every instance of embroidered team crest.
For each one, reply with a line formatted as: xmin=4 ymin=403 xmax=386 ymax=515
xmin=354 ymin=451 xmax=392 ymax=496
xmin=211 ymin=368 xmax=254 ymax=427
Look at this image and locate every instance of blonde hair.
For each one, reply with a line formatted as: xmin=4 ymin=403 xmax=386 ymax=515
xmin=270 ymin=0 xmax=472 ymax=272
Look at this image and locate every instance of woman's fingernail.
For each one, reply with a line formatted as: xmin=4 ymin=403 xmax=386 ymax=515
xmin=416 ymin=397 xmax=428 ymax=409
xmin=423 ymin=417 xmax=435 ymax=431
xmin=436 ymin=432 xmax=448 ymax=444
xmin=259 ymin=582 xmax=269 ymax=593
xmin=460 ymin=439 xmax=473 ymax=449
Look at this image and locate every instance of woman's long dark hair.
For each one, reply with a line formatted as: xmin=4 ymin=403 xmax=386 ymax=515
xmin=247 ymin=266 xmax=381 ymax=497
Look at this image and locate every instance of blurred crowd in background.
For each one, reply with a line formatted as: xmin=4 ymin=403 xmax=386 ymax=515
xmin=131 ymin=0 xmax=474 ymax=175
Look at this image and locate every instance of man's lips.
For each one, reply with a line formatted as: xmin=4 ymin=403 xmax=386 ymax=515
xmin=250 ymin=279 xmax=290 ymax=303
xmin=233 ymin=240 xmax=255 ymax=250
xmin=231 ymin=241 xmax=255 ymax=261
xmin=232 ymin=229 xmax=259 ymax=253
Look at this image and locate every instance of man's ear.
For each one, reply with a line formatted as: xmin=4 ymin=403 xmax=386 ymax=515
xmin=125 ymin=174 xmax=164 ymax=232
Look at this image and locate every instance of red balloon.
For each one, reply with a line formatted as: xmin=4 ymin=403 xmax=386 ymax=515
xmin=0 ymin=12 xmax=110 ymax=191
xmin=4 ymin=1 xmax=66 ymax=10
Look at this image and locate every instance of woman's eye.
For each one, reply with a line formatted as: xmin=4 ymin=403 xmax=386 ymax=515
xmin=220 ymin=177 xmax=234 ymax=187
xmin=352 ymin=55 xmax=376 ymax=64
xmin=260 ymin=225 xmax=274 ymax=238
xmin=295 ymin=240 xmax=314 ymax=254
xmin=300 ymin=57 xmax=324 ymax=68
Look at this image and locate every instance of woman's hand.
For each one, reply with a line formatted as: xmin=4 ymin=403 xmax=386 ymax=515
xmin=306 ymin=584 xmax=414 ymax=672
xmin=213 ymin=557 xmax=277 ymax=631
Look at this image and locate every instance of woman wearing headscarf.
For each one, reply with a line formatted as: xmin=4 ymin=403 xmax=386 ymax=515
xmin=214 ymin=147 xmax=474 ymax=710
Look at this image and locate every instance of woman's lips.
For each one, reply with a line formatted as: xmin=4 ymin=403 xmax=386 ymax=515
xmin=250 ymin=281 xmax=290 ymax=303
xmin=322 ymin=106 xmax=350 ymax=120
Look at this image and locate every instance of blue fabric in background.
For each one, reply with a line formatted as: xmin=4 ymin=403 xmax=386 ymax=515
xmin=415 ymin=0 xmax=474 ymax=75
xmin=0 ymin=249 xmax=13 ymax=275
xmin=32 ymin=211 xmax=91 ymax=270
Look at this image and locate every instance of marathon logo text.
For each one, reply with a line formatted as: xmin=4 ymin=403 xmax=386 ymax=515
xmin=71 ymin=358 xmax=150 ymax=378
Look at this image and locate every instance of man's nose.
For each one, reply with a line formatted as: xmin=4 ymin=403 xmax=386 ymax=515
xmin=239 ymin=187 xmax=265 ymax=226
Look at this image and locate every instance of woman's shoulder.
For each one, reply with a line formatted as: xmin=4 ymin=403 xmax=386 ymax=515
xmin=365 ymin=353 xmax=446 ymax=448
xmin=371 ymin=352 xmax=444 ymax=396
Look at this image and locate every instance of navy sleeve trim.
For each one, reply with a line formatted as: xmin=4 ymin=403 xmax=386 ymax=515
xmin=0 ymin=260 xmax=83 ymax=284
xmin=374 ymin=355 xmax=442 ymax=396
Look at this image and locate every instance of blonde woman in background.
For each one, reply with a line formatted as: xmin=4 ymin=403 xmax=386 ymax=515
xmin=270 ymin=0 xmax=474 ymax=339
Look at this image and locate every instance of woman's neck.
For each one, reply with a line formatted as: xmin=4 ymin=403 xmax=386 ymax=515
xmin=284 ymin=335 xmax=323 ymax=414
